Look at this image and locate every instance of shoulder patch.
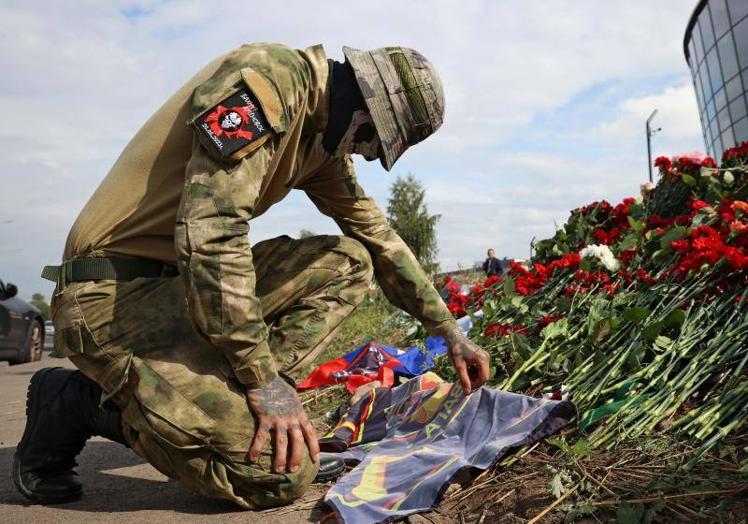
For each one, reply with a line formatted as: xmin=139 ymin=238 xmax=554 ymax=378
xmin=194 ymin=88 xmax=273 ymax=161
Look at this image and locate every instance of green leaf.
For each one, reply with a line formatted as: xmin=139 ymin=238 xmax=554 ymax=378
xmin=691 ymin=211 xmax=713 ymax=226
xmin=619 ymin=232 xmax=640 ymax=250
xmin=628 ymin=201 xmax=646 ymax=219
xmin=663 ymin=308 xmax=686 ymax=327
xmin=576 ymin=222 xmax=587 ymax=244
xmin=649 ymin=248 xmax=665 ymax=264
xmin=593 ymin=318 xmax=614 ymax=343
xmin=481 ymin=299 xmax=495 ymax=318
xmin=541 ymin=319 xmax=568 ymax=340
xmin=659 ymin=226 xmax=688 ymax=249
xmin=623 ymin=307 xmax=651 ymax=322
xmin=570 ymin=438 xmax=595 ymax=457
xmin=625 ymin=347 xmax=644 ymax=369
xmin=681 ymin=173 xmax=697 ymax=187
xmin=642 ymin=322 xmax=663 ymax=341
xmin=503 ymin=276 xmax=516 ymax=296
xmin=509 ymin=332 xmax=532 ymax=362
xmin=556 ymin=297 xmax=572 ymax=313
xmin=546 ymin=436 xmax=568 ymax=452
xmin=627 ymin=216 xmax=644 ymax=232
xmin=617 ymin=502 xmax=645 ymax=524
xmin=654 ymin=335 xmax=673 ymax=349
xmin=705 ymin=173 xmax=721 ymax=186
xmin=549 ymin=473 xmax=565 ymax=499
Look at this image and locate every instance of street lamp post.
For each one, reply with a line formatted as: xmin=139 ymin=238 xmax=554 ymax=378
xmin=646 ymin=109 xmax=661 ymax=184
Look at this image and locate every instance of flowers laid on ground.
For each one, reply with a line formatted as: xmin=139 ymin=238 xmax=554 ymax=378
xmin=434 ymin=142 xmax=748 ymax=468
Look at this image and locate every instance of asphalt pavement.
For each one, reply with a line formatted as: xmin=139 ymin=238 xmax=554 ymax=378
xmin=0 ymin=354 xmax=327 ymax=523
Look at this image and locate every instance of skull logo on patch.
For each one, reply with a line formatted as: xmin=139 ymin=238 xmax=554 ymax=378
xmin=204 ymin=104 xmax=254 ymax=141
xmin=220 ymin=111 xmax=243 ymax=131
xmin=194 ymin=87 xmax=273 ymax=160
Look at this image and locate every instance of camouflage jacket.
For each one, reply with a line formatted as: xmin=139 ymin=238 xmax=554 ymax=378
xmin=66 ymin=43 xmax=458 ymax=389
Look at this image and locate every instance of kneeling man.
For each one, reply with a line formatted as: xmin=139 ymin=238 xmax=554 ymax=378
xmin=14 ymin=43 xmax=490 ymax=509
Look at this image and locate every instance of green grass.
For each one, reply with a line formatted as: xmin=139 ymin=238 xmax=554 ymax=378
xmin=311 ymin=287 xmax=404 ymax=368
xmin=300 ymin=287 xmax=405 ymax=423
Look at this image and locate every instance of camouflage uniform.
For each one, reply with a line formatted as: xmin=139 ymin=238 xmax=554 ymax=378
xmin=51 ymin=43 xmax=457 ymax=509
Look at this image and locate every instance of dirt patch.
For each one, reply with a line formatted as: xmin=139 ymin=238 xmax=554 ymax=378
xmin=408 ymin=436 xmax=748 ymax=523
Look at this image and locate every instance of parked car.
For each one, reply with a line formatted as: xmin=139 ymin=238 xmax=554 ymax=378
xmin=0 ymin=278 xmax=44 ymax=365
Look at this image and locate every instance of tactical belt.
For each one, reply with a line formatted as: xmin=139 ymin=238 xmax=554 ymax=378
xmin=41 ymin=257 xmax=178 ymax=286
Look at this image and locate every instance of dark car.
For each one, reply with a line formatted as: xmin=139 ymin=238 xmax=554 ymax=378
xmin=0 ymin=278 xmax=44 ymax=365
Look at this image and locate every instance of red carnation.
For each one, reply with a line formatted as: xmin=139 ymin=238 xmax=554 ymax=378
xmin=484 ymin=323 xmax=527 ymax=338
xmin=691 ymin=200 xmax=710 ymax=212
xmin=654 ymin=156 xmax=672 ymax=173
xmin=701 ymin=157 xmax=717 ymax=168
xmin=538 ymin=315 xmax=562 ymax=329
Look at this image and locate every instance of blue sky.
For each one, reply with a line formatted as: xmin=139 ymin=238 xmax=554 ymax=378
xmin=0 ymin=1 xmax=705 ymax=299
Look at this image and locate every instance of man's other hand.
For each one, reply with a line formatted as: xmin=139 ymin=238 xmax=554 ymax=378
xmin=246 ymin=375 xmax=319 ymax=473
xmin=444 ymin=329 xmax=490 ymax=394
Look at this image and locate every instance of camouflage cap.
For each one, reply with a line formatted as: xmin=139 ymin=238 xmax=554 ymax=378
xmin=342 ymin=46 xmax=444 ymax=171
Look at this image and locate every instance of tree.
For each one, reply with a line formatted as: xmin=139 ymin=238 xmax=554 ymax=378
xmin=298 ymin=229 xmax=316 ymax=239
xmin=386 ymin=173 xmax=441 ymax=275
xmin=30 ymin=293 xmax=50 ymax=320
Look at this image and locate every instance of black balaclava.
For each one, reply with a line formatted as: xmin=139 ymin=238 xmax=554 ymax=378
xmin=323 ymin=59 xmax=381 ymax=160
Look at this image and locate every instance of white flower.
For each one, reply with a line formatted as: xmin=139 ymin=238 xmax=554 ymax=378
xmin=579 ymin=244 xmax=621 ymax=272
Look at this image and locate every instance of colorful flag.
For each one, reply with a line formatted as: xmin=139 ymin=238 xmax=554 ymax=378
xmin=297 ymin=338 xmax=447 ymax=393
xmin=324 ymin=373 xmax=575 ymax=523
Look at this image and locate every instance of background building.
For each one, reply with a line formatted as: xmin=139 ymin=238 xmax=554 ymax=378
xmin=685 ymin=0 xmax=748 ymax=161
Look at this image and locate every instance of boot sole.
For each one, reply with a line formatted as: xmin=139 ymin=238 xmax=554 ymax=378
xmin=12 ymin=367 xmax=83 ymax=504
xmin=313 ymin=458 xmax=346 ymax=483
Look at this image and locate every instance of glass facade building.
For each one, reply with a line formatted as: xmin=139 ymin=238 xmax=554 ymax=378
xmin=684 ymin=0 xmax=748 ymax=161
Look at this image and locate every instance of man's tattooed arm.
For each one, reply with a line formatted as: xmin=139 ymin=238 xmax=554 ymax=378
xmin=443 ymin=328 xmax=490 ymax=395
xmin=246 ymin=375 xmax=319 ymax=473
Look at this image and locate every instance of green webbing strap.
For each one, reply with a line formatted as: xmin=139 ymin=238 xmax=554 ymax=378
xmin=41 ymin=258 xmax=178 ymax=284
xmin=41 ymin=265 xmax=61 ymax=283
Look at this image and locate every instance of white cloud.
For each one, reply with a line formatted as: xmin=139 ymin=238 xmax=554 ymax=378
xmin=425 ymin=151 xmax=648 ymax=269
xmin=595 ymin=82 xmax=703 ymax=152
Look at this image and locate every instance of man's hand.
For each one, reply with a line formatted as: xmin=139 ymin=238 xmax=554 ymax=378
xmin=246 ymin=375 xmax=319 ymax=473
xmin=444 ymin=329 xmax=490 ymax=394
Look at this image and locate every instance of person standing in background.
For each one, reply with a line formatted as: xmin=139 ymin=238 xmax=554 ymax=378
xmin=482 ymin=248 xmax=502 ymax=277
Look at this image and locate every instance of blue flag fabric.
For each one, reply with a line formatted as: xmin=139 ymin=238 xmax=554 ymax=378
xmin=392 ymin=336 xmax=448 ymax=376
xmin=325 ymin=373 xmax=575 ymax=523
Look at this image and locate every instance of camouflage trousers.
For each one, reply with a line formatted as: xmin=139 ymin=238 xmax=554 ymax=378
xmin=50 ymin=234 xmax=373 ymax=509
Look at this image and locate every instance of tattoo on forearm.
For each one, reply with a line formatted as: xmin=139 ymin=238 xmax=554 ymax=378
xmin=446 ymin=330 xmax=485 ymax=364
xmin=250 ymin=376 xmax=302 ymax=417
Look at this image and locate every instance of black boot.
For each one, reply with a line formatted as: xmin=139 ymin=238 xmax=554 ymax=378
xmin=314 ymin=453 xmax=345 ymax=483
xmin=12 ymin=367 xmax=127 ymax=504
